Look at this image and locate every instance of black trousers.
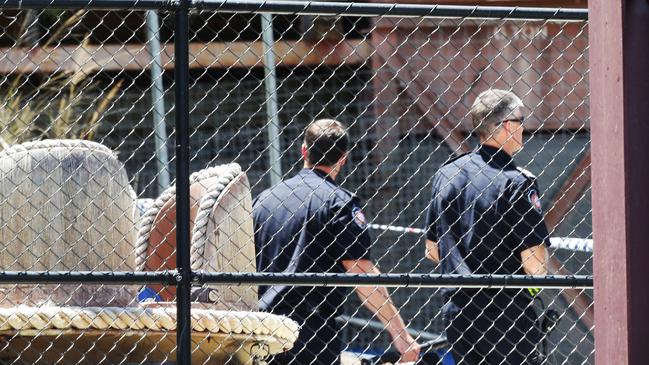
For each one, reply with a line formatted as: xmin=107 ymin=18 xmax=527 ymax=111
xmin=445 ymin=304 xmax=543 ymax=365
xmin=267 ymin=313 xmax=341 ymax=365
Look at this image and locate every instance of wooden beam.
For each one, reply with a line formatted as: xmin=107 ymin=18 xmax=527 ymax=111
xmin=543 ymin=150 xmax=594 ymax=331
xmin=406 ymin=78 xmax=473 ymax=155
xmin=0 ymin=39 xmax=373 ymax=74
xmin=369 ymin=20 xmax=590 ymax=133
xmin=381 ymin=50 xmax=473 ymax=155
xmin=545 ymin=150 xmax=591 ymax=229
xmin=590 ymin=0 xmax=649 ymax=362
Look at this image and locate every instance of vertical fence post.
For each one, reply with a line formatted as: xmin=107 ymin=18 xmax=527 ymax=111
xmin=146 ymin=10 xmax=171 ymax=194
xmin=174 ymin=0 xmax=192 ymax=364
xmin=261 ymin=13 xmax=283 ymax=186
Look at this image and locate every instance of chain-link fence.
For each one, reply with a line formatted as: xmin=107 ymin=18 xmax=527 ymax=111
xmin=0 ymin=2 xmax=591 ymax=365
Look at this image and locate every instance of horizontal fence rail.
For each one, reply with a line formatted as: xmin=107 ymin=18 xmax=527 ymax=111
xmin=0 ymin=270 xmax=593 ymax=288
xmin=196 ymin=0 xmax=589 ymax=20
xmin=195 ymin=272 xmax=594 ymax=289
xmin=0 ymin=271 xmax=179 ymax=284
xmin=0 ymin=0 xmax=177 ymax=9
xmin=0 ymin=0 xmax=588 ymax=20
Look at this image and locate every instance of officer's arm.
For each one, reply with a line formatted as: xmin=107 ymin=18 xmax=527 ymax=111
xmin=341 ymin=259 xmax=421 ymax=362
xmin=425 ymin=239 xmax=440 ymax=263
xmin=520 ymin=244 xmax=548 ymax=275
xmin=508 ymin=177 xmax=550 ymax=276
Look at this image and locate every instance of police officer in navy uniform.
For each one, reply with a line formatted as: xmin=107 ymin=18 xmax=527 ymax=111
xmin=254 ymin=119 xmax=420 ymax=365
xmin=425 ymin=90 xmax=549 ymax=365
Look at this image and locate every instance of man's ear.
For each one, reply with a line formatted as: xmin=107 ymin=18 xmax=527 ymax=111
xmin=301 ymin=143 xmax=308 ymax=160
xmin=502 ymin=121 xmax=514 ymax=135
xmin=338 ymin=152 xmax=348 ymax=167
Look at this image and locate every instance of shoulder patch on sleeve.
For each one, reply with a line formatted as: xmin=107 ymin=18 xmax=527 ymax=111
xmin=517 ymin=167 xmax=537 ymax=180
xmin=527 ymin=188 xmax=543 ymax=213
xmin=352 ymin=207 xmax=368 ymax=229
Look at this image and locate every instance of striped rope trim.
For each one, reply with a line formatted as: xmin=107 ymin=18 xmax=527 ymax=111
xmin=0 ymin=305 xmax=299 ymax=346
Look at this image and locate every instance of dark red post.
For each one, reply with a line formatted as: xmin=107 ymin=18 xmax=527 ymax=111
xmin=590 ymin=0 xmax=649 ymax=363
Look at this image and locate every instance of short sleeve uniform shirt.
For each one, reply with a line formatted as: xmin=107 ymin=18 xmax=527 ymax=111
xmin=253 ymin=168 xmax=371 ymax=319
xmin=426 ymin=145 xmax=550 ymax=312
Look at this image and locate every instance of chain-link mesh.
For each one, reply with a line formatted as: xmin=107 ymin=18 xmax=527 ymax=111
xmin=0 ymin=4 xmax=591 ymax=365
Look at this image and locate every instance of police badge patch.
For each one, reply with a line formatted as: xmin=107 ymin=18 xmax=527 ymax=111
xmin=352 ymin=207 xmax=367 ymax=229
xmin=527 ymin=189 xmax=543 ymax=213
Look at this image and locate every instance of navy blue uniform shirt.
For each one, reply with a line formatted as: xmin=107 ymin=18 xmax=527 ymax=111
xmin=426 ymin=145 xmax=550 ymax=312
xmin=253 ymin=168 xmax=371 ymax=319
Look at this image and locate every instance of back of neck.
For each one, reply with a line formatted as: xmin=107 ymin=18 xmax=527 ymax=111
xmin=304 ymin=163 xmax=337 ymax=180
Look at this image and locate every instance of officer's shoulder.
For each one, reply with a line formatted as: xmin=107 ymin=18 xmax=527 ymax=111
xmin=441 ymin=151 xmax=472 ymax=168
xmin=431 ymin=153 xmax=471 ymax=186
xmin=334 ymin=186 xmax=358 ymax=202
xmin=506 ymin=166 xmax=537 ymax=187
xmin=255 ymin=187 xmax=272 ymax=202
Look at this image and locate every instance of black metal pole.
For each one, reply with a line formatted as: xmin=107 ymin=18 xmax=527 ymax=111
xmin=193 ymin=0 xmax=588 ymax=20
xmin=0 ymin=0 xmax=177 ymax=10
xmin=194 ymin=272 xmax=594 ymax=289
xmin=0 ymin=0 xmax=588 ymax=21
xmin=0 ymin=271 xmax=178 ymax=284
xmin=175 ymin=0 xmax=192 ymax=363
xmin=0 ymin=270 xmax=593 ymax=288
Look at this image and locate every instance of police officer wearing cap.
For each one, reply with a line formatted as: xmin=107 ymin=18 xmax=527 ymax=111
xmin=254 ymin=119 xmax=420 ymax=365
xmin=425 ymin=90 xmax=549 ymax=365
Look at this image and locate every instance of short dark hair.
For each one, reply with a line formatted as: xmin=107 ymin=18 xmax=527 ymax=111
xmin=303 ymin=119 xmax=349 ymax=166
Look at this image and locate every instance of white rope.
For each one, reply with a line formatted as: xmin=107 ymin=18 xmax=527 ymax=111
xmin=0 ymin=139 xmax=115 ymax=156
xmin=136 ymin=198 xmax=155 ymax=217
xmin=134 ymin=163 xmax=243 ymax=271
xmin=368 ymin=224 xmax=594 ymax=252
xmin=135 ymin=186 xmax=177 ymax=271
xmin=0 ymin=305 xmax=299 ymax=346
xmin=191 ymin=164 xmax=242 ymax=270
